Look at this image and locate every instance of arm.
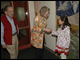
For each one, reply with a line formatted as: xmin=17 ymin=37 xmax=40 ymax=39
xmin=33 ymin=16 xmax=52 ymax=33
xmin=13 ymin=16 xmax=19 ymax=34
xmin=33 ymin=16 xmax=42 ymax=33
xmin=1 ymin=22 xmax=5 ymax=45
xmin=62 ymin=28 xmax=70 ymax=52
xmin=17 ymin=25 xmax=19 ymax=34
xmin=63 ymin=27 xmax=70 ymax=48
xmin=33 ymin=16 xmax=50 ymax=33
xmin=52 ymin=28 xmax=60 ymax=36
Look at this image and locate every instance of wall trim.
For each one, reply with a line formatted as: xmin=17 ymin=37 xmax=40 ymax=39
xmin=44 ymin=46 xmax=55 ymax=55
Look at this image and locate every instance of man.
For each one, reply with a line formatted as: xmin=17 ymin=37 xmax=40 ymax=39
xmin=1 ymin=5 xmax=19 ymax=59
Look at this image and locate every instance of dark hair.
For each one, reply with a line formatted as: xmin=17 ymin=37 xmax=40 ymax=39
xmin=59 ymin=16 xmax=71 ymax=30
xmin=3 ymin=5 xmax=12 ymax=12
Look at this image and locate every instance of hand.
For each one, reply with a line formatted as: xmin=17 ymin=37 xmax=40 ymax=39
xmin=31 ymin=28 xmax=34 ymax=32
xmin=62 ymin=47 xmax=66 ymax=52
xmin=19 ymin=27 xmax=23 ymax=30
xmin=2 ymin=44 xmax=6 ymax=48
xmin=43 ymin=28 xmax=52 ymax=33
xmin=47 ymin=28 xmax=52 ymax=32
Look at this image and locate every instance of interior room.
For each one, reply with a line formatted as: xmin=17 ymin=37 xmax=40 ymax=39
xmin=1 ymin=1 xmax=79 ymax=59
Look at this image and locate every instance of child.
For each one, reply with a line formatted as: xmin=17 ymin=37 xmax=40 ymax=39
xmin=52 ymin=16 xmax=71 ymax=59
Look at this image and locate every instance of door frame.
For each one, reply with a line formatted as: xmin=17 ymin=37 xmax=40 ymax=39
xmin=10 ymin=1 xmax=31 ymax=50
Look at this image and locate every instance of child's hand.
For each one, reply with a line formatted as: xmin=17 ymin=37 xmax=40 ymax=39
xmin=62 ymin=47 xmax=66 ymax=52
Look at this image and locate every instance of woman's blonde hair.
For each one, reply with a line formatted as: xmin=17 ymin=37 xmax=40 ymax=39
xmin=39 ymin=6 xmax=50 ymax=17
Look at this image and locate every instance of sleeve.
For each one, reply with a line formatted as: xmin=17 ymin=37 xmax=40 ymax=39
xmin=13 ymin=16 xmax=19 ymax=34
xmin=63 ymin=27 xmax=70 ymax=48
xmin=52 ymin=28 xmax=60 ymax=36
xmin=1 ymin=22 xmax=5 ymax=45
xmin=33 ymin=16 xmax=41 ymax=32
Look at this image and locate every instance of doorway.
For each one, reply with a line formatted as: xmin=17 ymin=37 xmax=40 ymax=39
xmin=11 ymin=1 xmax=31 ymax=50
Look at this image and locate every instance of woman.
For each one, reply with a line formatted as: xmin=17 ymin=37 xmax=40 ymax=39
xmin=31 ymin=6 xmax=51 ymax=59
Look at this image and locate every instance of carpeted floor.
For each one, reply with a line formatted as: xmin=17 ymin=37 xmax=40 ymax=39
xmin=1 ymin=46 xmax=60 ymax=59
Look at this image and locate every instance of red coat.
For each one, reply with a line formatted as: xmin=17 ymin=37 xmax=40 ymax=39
xmin=1 ymin=14 xmax=19 ymax=45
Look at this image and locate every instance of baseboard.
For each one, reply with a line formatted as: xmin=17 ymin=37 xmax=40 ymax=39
xmin=44 ymin=46 xmax=55 ymax=55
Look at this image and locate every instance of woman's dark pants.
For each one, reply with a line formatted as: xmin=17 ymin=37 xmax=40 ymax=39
xmin=35 ymin=37 xmax=45 ymax=59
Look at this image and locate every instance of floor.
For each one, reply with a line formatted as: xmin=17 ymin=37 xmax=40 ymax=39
xmin=1 ymin=46 xmax=60 ymax=59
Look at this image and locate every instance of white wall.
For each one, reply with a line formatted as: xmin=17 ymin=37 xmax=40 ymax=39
xmin=28 ymin=1 xmax=35 ymax=29
xmin=1 ymin=1 xmax=11 ymax=9
xmin=38 ymin=1 xmax=56 ymax=51
xmin=28 ymin=1 xmax=56 ymax=51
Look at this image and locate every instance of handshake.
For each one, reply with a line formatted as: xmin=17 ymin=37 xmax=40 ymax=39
xmin=31 ymin=28 xmax=52 ymax=34
xmin=43 ymin=28 xmax=52 ymax=33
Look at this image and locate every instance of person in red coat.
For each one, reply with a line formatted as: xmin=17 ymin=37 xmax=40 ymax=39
xmin=1 ymin=5 xmax=19 ymax=59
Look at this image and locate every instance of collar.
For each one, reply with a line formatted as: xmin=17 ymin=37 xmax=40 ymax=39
xmin=6 ymin=15 xmax=13 ymax=20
